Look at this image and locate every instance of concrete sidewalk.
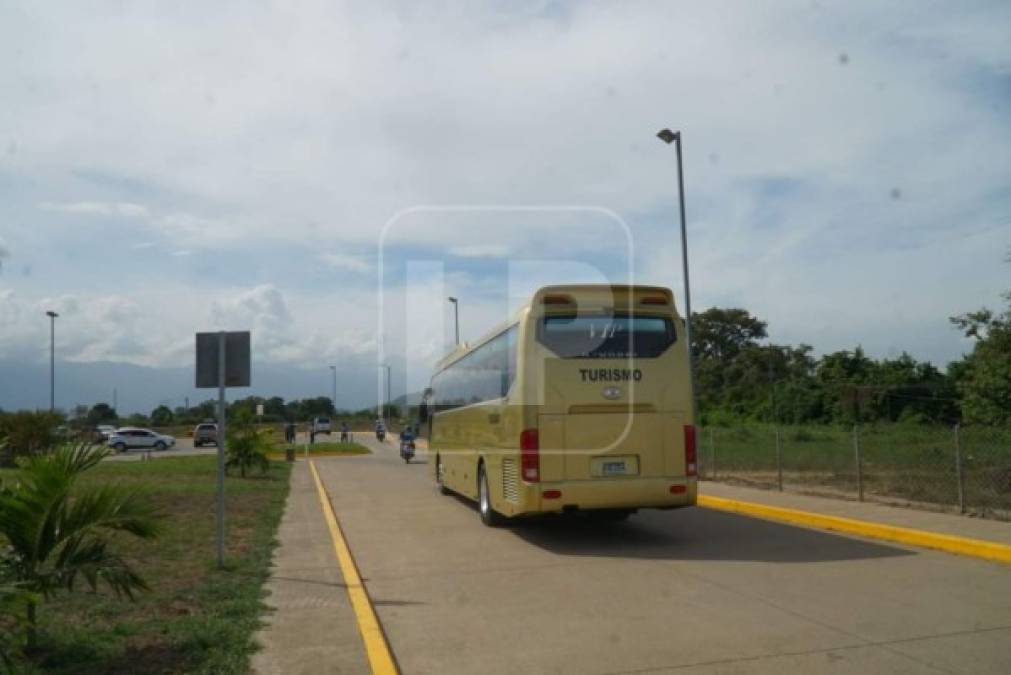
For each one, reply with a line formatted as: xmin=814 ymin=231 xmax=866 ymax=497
xmin=702 ymin=480 xmax=1011 ymax=547
xmin=252 ymin=460 xmax=370 ymax=675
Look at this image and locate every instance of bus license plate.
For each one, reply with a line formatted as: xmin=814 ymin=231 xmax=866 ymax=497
xmin=602 ymin=461 xmax=626 ymax=475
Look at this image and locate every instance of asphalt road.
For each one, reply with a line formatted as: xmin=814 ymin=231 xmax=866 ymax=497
xmin=103 ymin=429 xmax=367 ymax=462
xmin=312 ymin=435 xmax=1011 ymax=675
xmin=103 ymin=435 xmax=218 ymax=461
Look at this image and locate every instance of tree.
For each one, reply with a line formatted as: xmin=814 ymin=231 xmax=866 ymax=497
xmin=691 ymin=308 xmax=770 ymax=419
xmin=225 ymin=410 xmax=271 ymax=478
xmin=0 ymin=412 xmax=63 ymax=467
xmin=193 ymin=399 xmax=217 ymax=422
xmin=264 ymin=396 xmax=286 ymax=419
xmin=950 ymin=292 xmax=1011 ymax=425
xmin=870 ymin=353 xmax=957 ymax=424
xmin=0 ymin=444 xmax=160 ymax=649
xmin=86 ymin=403 xmax=118 ymax=426
xmin=122 ymin=413 xmax=149 ymax=427
xmin=149 ymin=405 xmax=174 ymax=427
xmin=692 ymin=308 xmax=768 ymax=362
xmin=286 ymin=397 xmax=335 ymax=421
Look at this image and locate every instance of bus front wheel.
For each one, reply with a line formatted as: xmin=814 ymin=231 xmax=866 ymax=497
xmin=478 ymin=464 xmax=505 ymax=527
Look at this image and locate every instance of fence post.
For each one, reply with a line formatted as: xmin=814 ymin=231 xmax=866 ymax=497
xmin=709 ymin=427 xmax=716 ymax=480
xmin=775 ymin=427 xmax=783 ymax=491
xmin=954 ymin=424 xmax=965 ymax=514
xmin=853 ymin=424 xmax=864 ymax=501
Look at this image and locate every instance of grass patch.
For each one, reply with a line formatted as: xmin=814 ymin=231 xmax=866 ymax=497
xmin=18 ymin=455 xmax=292 ymax=674
xmin=699 ymin=424 xmax=1011 ymax=517
xmin=268 ymin=441 xmax=370 ymax=459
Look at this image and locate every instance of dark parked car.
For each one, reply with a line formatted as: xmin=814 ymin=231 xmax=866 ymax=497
xmin=193 ymin=423 xmax=218 ymax=447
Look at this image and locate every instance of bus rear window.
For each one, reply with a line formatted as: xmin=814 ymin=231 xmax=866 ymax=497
xmin=537 ymin=314 xmax=675 ymax=358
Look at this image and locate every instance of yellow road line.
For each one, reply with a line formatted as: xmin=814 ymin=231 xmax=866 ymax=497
xmin=308 ymin=460 xmax=399 ymax=675
xmin=698 ymin=494 xmax=1011 ymax=565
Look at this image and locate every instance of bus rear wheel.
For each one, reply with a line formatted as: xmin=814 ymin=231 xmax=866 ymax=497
xmin=478 ymin=465 xmax=505 ymax=527
xmin=436 ymin=456 xmax=449 ymax=495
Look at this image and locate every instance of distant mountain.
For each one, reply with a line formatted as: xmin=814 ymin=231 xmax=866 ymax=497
xmin=390 ymin=391 xmax=425 ymax=409
xmin=0 ymin=359 xmax=390 ymax=414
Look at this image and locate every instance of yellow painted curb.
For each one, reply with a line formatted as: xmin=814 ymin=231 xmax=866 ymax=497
xmin=698 ymin=494 xmax=1011 ymax=565
xmin=308 ymin=460 xmax=399 ymax=675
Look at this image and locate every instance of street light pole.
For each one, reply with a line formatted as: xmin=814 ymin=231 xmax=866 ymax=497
xmin=656 ymin=129 xmax=697 ymax=420
xmin=448 ymin=296 xmax=460 ymax=346
xmin=46 ymin=311 xmax=58 ymax=412
xmin=329 ymin=365 xmax=337 ymax=414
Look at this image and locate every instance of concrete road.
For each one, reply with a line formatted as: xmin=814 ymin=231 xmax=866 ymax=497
xmin=313 ymin=436 xmax=1011 ymax=675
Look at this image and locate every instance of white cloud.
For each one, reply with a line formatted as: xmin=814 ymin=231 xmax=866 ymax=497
xmin=38 ymin=201 xmax=149 ymax=218
xmin=447 ymin=244 xmax=511 ymax=258
xmin=318 ymin=252 xmax=371 ymax=273
xmin=1 ymin=1 xmax=1009 ymax=382
xmin=0 ymin=283 xmax=382 ymax=370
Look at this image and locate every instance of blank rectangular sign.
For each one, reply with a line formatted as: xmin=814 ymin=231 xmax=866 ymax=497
xmin=195 ymin=331 xmax=251 ymax=388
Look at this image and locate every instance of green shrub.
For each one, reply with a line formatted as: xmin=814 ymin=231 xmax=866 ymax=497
xmin=0 ymin=411 xmax=63 ymax=466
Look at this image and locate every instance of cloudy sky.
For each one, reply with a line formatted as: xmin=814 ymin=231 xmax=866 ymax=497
xmin=1 ymin=1 xmax=1009 ymax=410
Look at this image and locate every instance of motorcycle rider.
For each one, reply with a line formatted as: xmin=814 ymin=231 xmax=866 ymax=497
xmin=399 ymin=424 xmax=416 ymax=462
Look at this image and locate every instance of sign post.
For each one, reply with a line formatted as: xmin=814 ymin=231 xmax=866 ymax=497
xmin=216 ymin=333 xmax=226 ymax=567
xmin=196 ymin=330 xmax=251 ymax=569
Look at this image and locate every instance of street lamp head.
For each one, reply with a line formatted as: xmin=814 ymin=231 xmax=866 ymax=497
xmin=448 ymin=296 xmax=458 ymax=304
xmin=46 ymin=310 xmax=59 ymax=318
xmin=656 ymin=128 xmax=679 ymax=144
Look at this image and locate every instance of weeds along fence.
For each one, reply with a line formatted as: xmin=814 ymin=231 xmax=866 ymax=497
xmin=697 ymin=424 xmax=1011 ymax=521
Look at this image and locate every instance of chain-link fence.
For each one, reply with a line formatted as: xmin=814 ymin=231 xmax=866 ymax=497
xmin=697 ymin=424 xmax=1011 ymax=520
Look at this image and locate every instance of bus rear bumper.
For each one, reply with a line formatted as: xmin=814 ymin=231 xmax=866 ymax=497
xmin=517 ymin=477 xmax=697 ymax=515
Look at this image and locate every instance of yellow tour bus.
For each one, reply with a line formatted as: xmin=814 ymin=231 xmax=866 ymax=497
xmin=419 ymin=284 xmax=697 ymax=526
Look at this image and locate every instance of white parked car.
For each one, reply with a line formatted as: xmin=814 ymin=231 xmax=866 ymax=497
xmin=312 ymin=417 xmax=332 ymax=434
xmin=107 ymin=427 xmax=176 ymax=452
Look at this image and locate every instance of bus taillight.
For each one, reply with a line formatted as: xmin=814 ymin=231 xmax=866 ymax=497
xmin=520 ymin=429 xmax=540 ymax=482
xmin=684 ymin=425 xmax=697 ymax=477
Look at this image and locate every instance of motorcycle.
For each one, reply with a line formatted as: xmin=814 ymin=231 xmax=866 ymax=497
xmin=376 ymin=428 xmax=386 ymax=442
xmin=399 ymin=438 xmax=416 ymax=464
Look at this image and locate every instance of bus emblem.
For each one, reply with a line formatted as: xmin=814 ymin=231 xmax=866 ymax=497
xmin=601 ymin=386 xmax=622 ymax=400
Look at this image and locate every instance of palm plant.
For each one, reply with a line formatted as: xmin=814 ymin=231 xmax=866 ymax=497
xmin=225 ymin=411 xmax=271 ymax=478
xmin=0 ymin=443 xmax=160 ymax=649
